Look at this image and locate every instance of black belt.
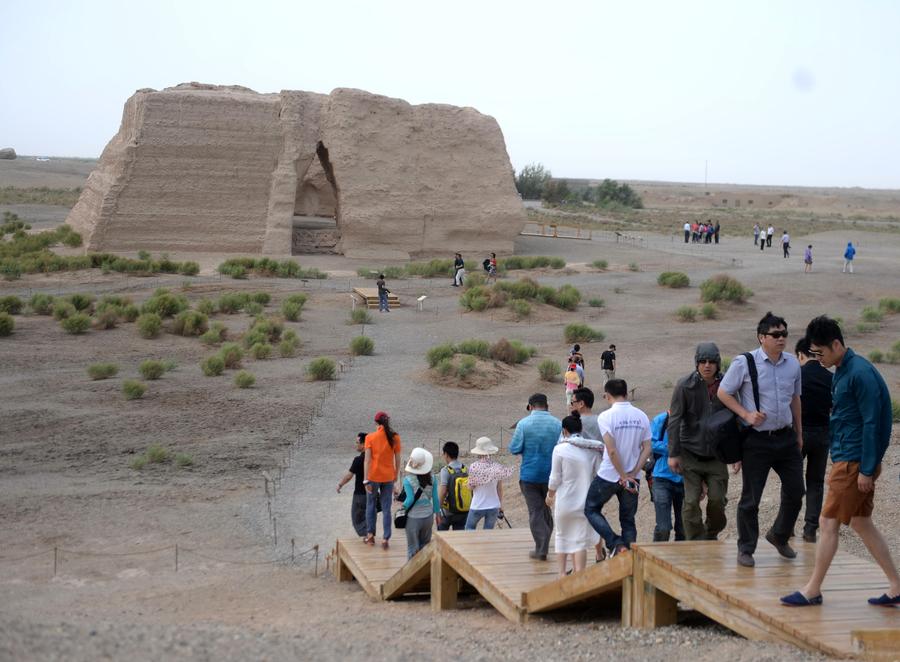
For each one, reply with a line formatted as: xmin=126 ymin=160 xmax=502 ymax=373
xmin=752 ymin=426 xmax=793 ymax=437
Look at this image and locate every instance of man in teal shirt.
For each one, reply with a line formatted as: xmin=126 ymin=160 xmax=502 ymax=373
xmin=509 ymin=393 xmax=562 ymax=561
xmin=781 ymin=315 xmax=898 ymax=607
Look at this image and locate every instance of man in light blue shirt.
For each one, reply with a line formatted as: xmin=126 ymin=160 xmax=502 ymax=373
xmin=719 ymin=311 xmax=804 ymax=568
xmin=509 ymin=392 xmax=562 ymax=561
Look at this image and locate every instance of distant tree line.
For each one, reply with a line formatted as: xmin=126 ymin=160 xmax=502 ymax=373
xmin=515 ymin=163 xmax=642 ymax=209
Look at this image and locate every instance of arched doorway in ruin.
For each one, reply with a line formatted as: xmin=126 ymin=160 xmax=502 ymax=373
xmin=292 ymin=141 xmax=341 ymax=254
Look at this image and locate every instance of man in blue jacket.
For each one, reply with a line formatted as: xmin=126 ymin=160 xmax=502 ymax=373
xmin=509 ymin=393 xmax=562 ymax=560
xmin=781 ymin=316 xmax=898 ymax=607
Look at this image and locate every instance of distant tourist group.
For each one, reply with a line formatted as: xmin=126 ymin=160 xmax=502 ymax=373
xmin=339 ymin=312 xmax=898 ymax=607
xmin=683 ymin=221 xmax=720 ymax=244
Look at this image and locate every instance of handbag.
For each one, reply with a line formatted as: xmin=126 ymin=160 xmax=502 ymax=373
xmin=708 ymin=352 xmax=759 ymax=464
xmin=393 ymin=486 xmax=423 ymax=529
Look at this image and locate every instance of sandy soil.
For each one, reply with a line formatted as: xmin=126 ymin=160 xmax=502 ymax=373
xmin=1 ymin=203 xmax=899 ymax=660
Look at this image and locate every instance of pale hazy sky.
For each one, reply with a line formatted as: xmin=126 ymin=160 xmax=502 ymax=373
xmin=2 ymin=0 xmax=899 ymax=188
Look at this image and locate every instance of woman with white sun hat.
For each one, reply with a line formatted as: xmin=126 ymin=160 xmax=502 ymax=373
xmin=398 ymin=447 xmax=439 ymax=559
xmin=466 ymin=437 xmax=515 ymax=530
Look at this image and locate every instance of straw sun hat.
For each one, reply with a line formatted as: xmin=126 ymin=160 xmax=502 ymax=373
xmin=404 ymin=447 xmax=434 ymax=475
xmin=470 ymin=436 xmax=499 ymax=455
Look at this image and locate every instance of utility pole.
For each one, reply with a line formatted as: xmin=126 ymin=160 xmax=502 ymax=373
xmin=704 ymin=160 xmax=708 ymax=191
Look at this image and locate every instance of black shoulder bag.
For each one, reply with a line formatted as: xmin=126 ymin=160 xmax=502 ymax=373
xmin=393 ymin=486 xmax=423 ymax=529
xmin=707 ymin=352 xmax=760 ymax=464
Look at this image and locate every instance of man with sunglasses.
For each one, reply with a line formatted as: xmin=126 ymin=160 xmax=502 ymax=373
xmin=718 ymin=312 xmax=804 ymax=568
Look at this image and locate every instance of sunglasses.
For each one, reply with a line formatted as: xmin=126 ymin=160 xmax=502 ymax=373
xmin=763 ymin=330 xmax=789 ymax=339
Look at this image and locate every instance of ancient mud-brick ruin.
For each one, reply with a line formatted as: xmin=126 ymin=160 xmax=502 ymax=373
xmin=66 ymin=83 xmax=526 ymax=258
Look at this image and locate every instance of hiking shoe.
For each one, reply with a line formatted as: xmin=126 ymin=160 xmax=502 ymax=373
xmin=529 ymin=551 xmax=547 ymax=561
xmin=766 ymin=529 xmax=797 ymax=558
xmin=737 ymin=552 xmax=755 ymax=567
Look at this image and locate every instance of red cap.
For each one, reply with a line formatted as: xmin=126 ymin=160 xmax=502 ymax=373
xmin=374 ymin=411 xmax=389 ymax=423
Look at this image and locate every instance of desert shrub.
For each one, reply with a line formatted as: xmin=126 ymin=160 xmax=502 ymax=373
xmin=61 ymin=313 xmax=91 ymax=334
xmin=29 ymin=293 xmax=55 ymax=315
xmin=464 ymin=272 xmax=486 ymax=288
xmin=120 ymin=304 xmax=140 ymax=322
xmin=699 ymin=275 xmax=753 ymax=304
xmin=175 ymin=453 xmax=194 ymax=467
xmin=141 ymin=289 xmax=188 ymax=317
xmin=457 ymin=339 xmax=491 ymax=358
xmin=459 ymin=285 xmax=490 ymax=312
xmin=500 ymin=256 xmax=566 ymax=271
xmin=234 ymin=370 xmax=256 ymax=388
xmin=130 ymin=456 xmax=147 ymax=470
xmin=283 ymin=328 xmax=298 ymax=343
xmin=279 ymin=338 xmax=298 ymax=357
xmin=496 ymin=277 xmax=540 ymax=301
xmin=856 ymin=322 xmax=879 ymax=334
xmin=869 ymin=350 xmax=884 ymax=363
xmin=285 ymin=292 xmax=307 ymax=306
xmin=721 ymin=356 xmax=732 ymax=373
xmin=122 ymin=379 xmax=146 ymax=400
xmin=96 ymin=295 xmax=131 ymax=311
xmin=0 ymin=312 xmax=14 ymax=336
xmin=893 ymin=341 xmax=900 ymax=355
xmin=552 ymin=284 xmax=581 ymax=311
xmin=591 ymin=260 xmax=608 ymax=270
xmin=67 ymin=293 xmax=95 ymax=312
xmin=564 ymin=323 xmax=605 ymax=343
xmin=245 ymin=301 xmax=264 ymax=316
xmin=657 ymin=272 xmax=690 ymax=288
xmin=628 ymin=262 xmax=640 ymax=272
xmin=93 ymin=309 xmax=119 ymax=329
xmin=860 ymin=306 xmax=883 ymax=324
xmin=146 ymin=445 xmax=168 ymax=463
xmin=196 ymin=298 xmax=216 ymax=315
xmin=893 ymin=399 xmax=900 ymax=422
xmin=676 ymin=306 xmax=697 ymax=322
xmin=200 ymin=322 xmax=228 ymax=345
xmin=490 ymin=338 xmax=535 ymax=364
xmin=251 ymin=342 xmax=273 ymax=359
xmin=52 ymin=300 xmax=76 ymax=320
xmin=201 ymin=355 xmax=225 ymax=376
xmin=0 ymin=295 xmax=23 ymax=315
xmin=456 ymin=354 xmax=477 ymax=378
xmin=405 ymin=258 xmax=454 ymax=278
xmin=243 ymin=317 xmax=282 ymax=347
xmin=508 ymin=298 xmax=531 ymax=318
xmin=426 ymin=342 xmax=456 ymax=368
xmin=878 ymin=298 xmax=900 ymax=314
xmin=349 ymin=307 xmax=372 ymax=325
xmin=535 ymin=286 xmax=556 ymax=305
xmin=139 ymin=359 xmax=165 ymax=380
xmin=217 ymin=257 xmax=324 ymax=279
xmin=162 ymin=359 xmax=177 ymax=372
xmin=136 ymin=313 xmax=162 ymax=338
xmin=1 ymin=262 xmax=23 ymax=280
xmin=282 ymin=300 xmax=302 ymax=321
xmin=217 ymin=292 xmax=250 ymax=314
xmin=306 ymin=357 xmax=336 ymax=381
xmin=87 ymin=363 xmax=120 ymax=381
xmin=588 ymin=298 xmax=605 ymax=308
xmin=435 ymin=357 xmax=454 ymax=376
xmin=218 ymin=342 xmax=244 ymax=368
xmin=350 ymin=335 xmax=375 ymax=356
xmin=538 ymin=359 xmax=561 ymax=382
xmin=178 ymin=261 xmax=200 ymax=276
xmin=508 ymin=340 xmax=537 ymax=363
xmin=700 ymin=303 xmax=719 ymax=320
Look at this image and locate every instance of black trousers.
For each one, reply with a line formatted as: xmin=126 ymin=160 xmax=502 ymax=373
xmin=737 ymin=429 xmax=804 ymax=554
xmin=801 ymin=425 xmax=830 ymax=534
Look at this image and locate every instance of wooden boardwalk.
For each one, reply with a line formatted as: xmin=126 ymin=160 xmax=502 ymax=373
xmin=334 ymin=538 xmax=430 ymax=600
xmin=352 ymin=287 xmax=400 ymax=309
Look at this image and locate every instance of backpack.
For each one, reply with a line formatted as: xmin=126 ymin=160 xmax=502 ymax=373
xmin=706 ymin=352 xmax=759 ymax=464
xmin=482 ymin=258 xmax=491 ymax=272
xmin=445 ymin=465 xmax=472 ymax=514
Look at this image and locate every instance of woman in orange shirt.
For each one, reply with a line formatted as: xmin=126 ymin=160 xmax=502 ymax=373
xmin=364 ymin=411 xmax=402 ymax=548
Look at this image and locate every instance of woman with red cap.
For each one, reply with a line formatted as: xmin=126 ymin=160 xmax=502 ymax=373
xmin=364 ymin=411 xmax=402 ymax=548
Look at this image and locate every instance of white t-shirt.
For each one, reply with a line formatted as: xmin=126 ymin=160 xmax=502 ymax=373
xmin=596 ymin=401 xmax=651 ymax=483
xmin=683 ymin=223 xmax=690 ymax=232
xmin=471 ymin=481 xmax=500 ymax=510
xmin=782 ymin=234 xmax=790 ymax=244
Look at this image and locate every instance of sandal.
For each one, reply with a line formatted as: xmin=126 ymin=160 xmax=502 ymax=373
xmin=381 ymin=539 xmax=390 ymax=550
xmin=364 ymin=534 xmax=375 ymax=546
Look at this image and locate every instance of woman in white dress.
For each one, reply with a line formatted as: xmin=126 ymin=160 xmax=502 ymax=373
xmin=546 ymin=412 xmax=604 ymax=577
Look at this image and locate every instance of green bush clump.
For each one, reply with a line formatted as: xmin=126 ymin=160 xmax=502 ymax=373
xmin=699 ymin=275 xmax=753 ymax=304
xmin=175 ymin=453 xmax=194 ymax=467
xmin=495 ymin=277 xmax=540 ymax=300
xmin=860 ymin=306 xmax=883 ymax=324
xmin=279 ymin=338 xmax=298 ymax=357
xmin=201 ymin=355 xmax=226 ymax=376
xmin=349 ymin=308 xmax=372 ymax=324
xmin=52 ymin=300 xmax=76 ymax=320
xmin=676 ymin=306 xmax=697 ymax=322
xmin=350 ymin=335 xmax=375 ymax=356
xmin=591 ymin=260 xmax=608 ymax=270
xmin=61 ymin=313 xmax=91 ymax=334
xmin=285 ymin=293 xmax=308 ymax=307
xmin=306 ymin=357 xmax=336 ymax=381
xmin=459 ymin=285 xmax=490 ymax=311
xmin=281 ymin=300 xmax=302 ymax=321
xmin=0 ymin=295 xmax=23 ymax=314
xmin=120 ymin=304 xmax=140 ymax=322
xmin=146 ymin=445 xmax=168 ymax=463
xmin=130 ymin=456 xmax=147 ymax=470
xmin=93 ymin=309 xmax=119 ymax=329
xmin=552 ymin=284 xmax=581 ymax=311
xmin=500 ymin=256 xmax=566 ymax=271
xmin=139 ymin=359 xmax=165 ymax=380
xmin=170 ymin=310 xmax=208 ymax=336
xmin=628 ymin=262 xmax=640 ymax=272
xmin=538 ymin=359 xmax=561 ymax=382
xmin=588 ymin=298 xmax=605 ymax=308
xmin=564 ymin=323 xmax=605 ymax=343
xmin=136 ymin=313 xmax=162 ymax=338
xmin=856 ymin=322 xmax=879 ymax=334
xmin=490 ymin=338 xmax=535 ymax=364
xmin=243 ymin=316 xmax=282 ymax=348
xmin=1 ymin=262 xmax=22 ymax=280
xmin=464 ymin=272 xmax=486 ymax=288
xmin=878 ymin=298 xmax=900 ymax=314
xmin=457 ymin=339 xmax=491 ymax=358
xmin=507 ymin=298 xmax=531 ymax=318
xmin=700 ymin=303 xmax=719 ymax=319
xmin=283 ymin=328 xmax=299 ymax=343
xmin=88 ymin=363 xmax=119 ymax=381
xmin=456 ymin=354 xmax=477 ymax=378
xmin=29 ymin=293 xmax=55 ymax=315
xmin=869 ymin=350 xmax=884 ymax=363
xmin=657 ymin=272 xmax=690 ymax=288
xmin=218 ymin=257 xmax=326 ymax=279
xmin=427 ymin=342 xmax=456 ymax=367
xmin=244 ymin=302 xmax=263 ymax=316
xmin=179 ymin=261 xmax=200 ymax=276
xmin=123 ymin=379 xmax=146 ymax=399
xmin=251 ymin=342 xmax=273 ymax=359
xmin=436 ymin=357 xmax=454 ymax=376
xmin=0 ymin=312 xmax=14 ymax=336
xmin=218 ymin=342 xmax=244 ymax=369
xmin=200 ymin=321 xmax=228 ymax=345
xmin=196 ymin=298 xmax=216 ymax=315
xmin=893 ymin=399 xmax=900 ymax=422
xmin=235 ymin=370 xmax=256 ymax=388
xmin=217 ymin=292 xmax=250 ymax=314
xmin=141 ymin=289 xmax=188 ymax=317
xmin=67 ymin=293 xmax=95 ymax=312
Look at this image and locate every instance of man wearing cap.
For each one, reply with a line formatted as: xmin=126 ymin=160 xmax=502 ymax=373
xmin=718 ymin=311 xmax=804 ymax=568
xmin=667 ymin=343 xmax=731 ymax=541
xmin=509 ymin=393 xmax=562 ymax=560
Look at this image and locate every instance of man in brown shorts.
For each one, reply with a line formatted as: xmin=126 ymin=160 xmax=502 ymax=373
xmin=781 ymin=316 xmax=898 ymax=607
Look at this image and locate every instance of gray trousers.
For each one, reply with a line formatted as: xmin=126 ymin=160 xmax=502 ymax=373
xmin=351 ymin=493 xmax=367 ymax=537
xmin=520 ymin=480 xmax=553 ymax=556
xmin=405 ymin=515 xmax=433 ymax=560
xmin=681 ymin=449 xmax=729 ymax=541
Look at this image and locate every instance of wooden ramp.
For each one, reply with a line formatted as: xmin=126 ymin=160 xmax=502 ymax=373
xmin=432 ymin=529 xmax=631 ymax=623
xmin=352 ymin=287 xmax=400 ymax=309
xmin=630 ymin=540 xmax=900 ymax=659
xmin=335 ymin=538 xmax=431 ymax=600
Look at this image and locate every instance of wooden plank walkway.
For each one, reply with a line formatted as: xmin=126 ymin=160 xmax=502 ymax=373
xmin=335 ymin=538 xmax=430 ymax=600
xmin=632 ymin=540 xmax=900 ymax=659
xmin=352 ymin=287 xmax=400 ymax=309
